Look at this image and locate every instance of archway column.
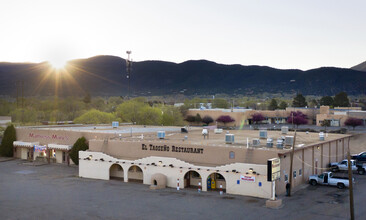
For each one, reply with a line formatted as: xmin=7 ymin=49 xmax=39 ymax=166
xmin=201 ymin=173 xmax=209 ymax=192
xmin=124 ymin=168 xmax=128 ymax=182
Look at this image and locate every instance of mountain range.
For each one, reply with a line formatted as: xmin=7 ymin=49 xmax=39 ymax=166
xmin=0 ymin=55 xmax=365 ymax=97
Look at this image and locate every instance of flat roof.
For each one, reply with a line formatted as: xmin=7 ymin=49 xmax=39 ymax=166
xmin=117 ymin=128 xmax=349 ymax=153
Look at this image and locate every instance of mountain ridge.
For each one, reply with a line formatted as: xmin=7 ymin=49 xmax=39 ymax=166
xmin=0 ymin=55 xmax=365 ymax=97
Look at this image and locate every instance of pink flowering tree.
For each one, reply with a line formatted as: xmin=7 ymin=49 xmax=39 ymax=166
xmin=252 ymin=113 xmax=265 ymax=125
xmin=287 ymin=111 xmax=308 ymax=128
xmin=345 ymin=117 xmax=363 ymax=130
xmin=216 ymin=115 xmax=235 ymax=126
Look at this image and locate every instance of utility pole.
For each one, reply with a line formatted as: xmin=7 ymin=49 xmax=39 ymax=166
xmin=347 ymin=138 xmax=354 ymax=220
xmin=288 ymin=130 xmax=297 ymax=196
xmin=126 ymin=51 xmax=132 ymax=99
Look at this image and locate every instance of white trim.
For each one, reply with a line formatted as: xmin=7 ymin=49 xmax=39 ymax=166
xmin=13 ymin=141 xmax=39 ymax=148
xmin=48 ymin=144 xmax=72 ymax=151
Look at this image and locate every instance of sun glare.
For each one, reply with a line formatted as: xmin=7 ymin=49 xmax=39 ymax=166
xmin=48 ymin=59 xmax=67 ymax=69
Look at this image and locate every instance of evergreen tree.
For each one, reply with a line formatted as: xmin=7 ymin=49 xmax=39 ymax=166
xmin=292 ymin=94 xmax=307 ymax=107
xmin=268 ymin=99 xmax=278 ymax=110
xmin=334 ymin=92 xmax=350 ymax=107
xmin=0 ymin=124 xmax=16 ymax=157
xmin=69 ymin=137 xmax=89 ymax=165
xmin=319 ymin=96 xmax=334 ymax=106
xmin=278 ymin=101 xmax=288 ymax=110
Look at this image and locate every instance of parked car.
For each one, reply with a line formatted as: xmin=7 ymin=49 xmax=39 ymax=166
xmin=330 ymin=159 xmax=358 ymax=172
xmin=351 ymin=151 xmax=366 ymax=164
xmin=309 ymin=172 xmax=354 ymax=189
xmin=357 ymin=164 xmax=366 ymax=175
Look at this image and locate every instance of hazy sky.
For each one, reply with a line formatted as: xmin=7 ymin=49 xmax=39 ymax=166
xmin=1 ymin=0 xmax=366 ymax=70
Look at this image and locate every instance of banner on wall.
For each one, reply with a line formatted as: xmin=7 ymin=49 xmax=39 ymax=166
xmin=240 ymin=175 xmax=256 ymax=182
xmin=34 ymin=145 xmax=47 ymax=152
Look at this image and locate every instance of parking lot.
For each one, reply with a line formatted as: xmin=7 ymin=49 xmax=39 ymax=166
xmin=0 ymin=159 xmax=365 ymax=220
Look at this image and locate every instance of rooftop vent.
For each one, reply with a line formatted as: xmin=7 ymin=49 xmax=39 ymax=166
xmin=259 ymin=130 xmax=267 ymax=139
xmin=252 ymin=138 xmax=260 ymax=146
xmin=225 ymin=134 xmax=234 ymax=144
xmin=285 ymin=136 xmax=294 ymax=146
xmin=281 ymin=126 xmax=289 ymax=134
xmin=319 ymin=132 xmax=325 ymax=141
xmin=276 ymin=139 xmax=284 ymax=149
xmin=214 ymin=128 xmax=223 ymax=134
xmin=112 ymin=121 xmax=119 ymax=128
xmin=266 ymin=138 xmax=273 ymax=148
xmin=157 ymin=131 xmax=165 ymax=139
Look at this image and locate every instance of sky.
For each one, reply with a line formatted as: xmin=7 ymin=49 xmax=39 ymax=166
xmin=1 ymin=0 xmax=366 ymax=70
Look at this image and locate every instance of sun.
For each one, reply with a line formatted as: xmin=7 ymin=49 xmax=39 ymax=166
xmin=48 ymin=58 xmax=68 ymax=69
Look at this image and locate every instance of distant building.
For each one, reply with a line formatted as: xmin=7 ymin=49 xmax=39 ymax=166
xmin=0 ymin=116 xmax=11 ymax=127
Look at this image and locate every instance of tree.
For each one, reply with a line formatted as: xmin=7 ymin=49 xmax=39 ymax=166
xmin=0 ymin=124 xmax=16 ymax=157
xmin=115 ymin=100 xmax=147 ymax=123
xmin=160 ymin=106 xmax=184 ymax=126
xmin=292 ymin=94 xmax=307 ymax=107
xmin=74 ymin=109 xmax=117 ymax=124
xmin=195 ymin=114 xmax=202 ymax=124
xmin=278 ymin=101 xmax=288 ymax=110
xmin=309 ymin=99 xmax=318 ymax=108
xmin=69 ymin=137 xmax=88 ymax=165
xmin=287 ymin=111 xmax=308 ymax=128
xmin=344 ymin=117 xmax=363 ymax=130
xmin=138 ymin=106 xmax=162 ymax=125
xmin=320 ymin=120 xmax=331 ymax=131
xmin=83 ymin=92 xmax=91 ymax=104
xmin=202 ymin=116 xmax=214 ymax=125
xmin=216 ymin=115 xmax=235 ymax=126
xmin=213 ymin=98 xmax=229 ymax=108
xmin=319 ymin=96 xmax=334 ymax=106
xmin=334 ymin=92 xmax=350 ymax=107
xmin=185 ymin=115 xmax=196 ymax=123
xmin=252 ymin=113 xmax=265 ymax=124
xmin=268 ymin=99 xmax=278 ymax=110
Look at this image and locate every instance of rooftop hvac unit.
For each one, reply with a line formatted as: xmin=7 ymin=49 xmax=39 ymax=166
xmin=252 ymin=138 xmax=260 ymax=146
xmin=214 ymin=128 xmax=223 ymax=134
xmin=319 ymin=132 xmax=325 ymax=141
xmin=285 ymin=136 xmax=294 ymax=146
xmin=225 ymin=134 xmax=234 ymax=144
xmin=281 ymin=126 xmax=289 ymax=134
xmin=259 ymin=130 xmax=267 ymax=139
xmin=266 ymin=138 xmax=273 ymax=148
xmin=112 ymin=121 xmax=119 ymax=128
xmin=276 ymin=139 xmax=284 ymax=149
xmin=157 ymin=131 xmax=165 ymax=139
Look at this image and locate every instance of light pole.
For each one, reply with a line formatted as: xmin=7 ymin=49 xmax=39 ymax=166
xmin=126 ymin=51 xmax=132 ymax=99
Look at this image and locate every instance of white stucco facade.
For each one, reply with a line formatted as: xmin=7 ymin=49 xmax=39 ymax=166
xmin=79 ymin=151 xmax=272 ymax=199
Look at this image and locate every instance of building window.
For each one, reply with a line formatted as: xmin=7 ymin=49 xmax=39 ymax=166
xmin=62 ymin=152 xmax=66 ymax=162
xmin=299 ymin=169 xmax=302 ymax=176
xmin=229 ymin=151 xmax=235 ymax=159
xmin=285 ymin=174 xmax=288 ymax=182
xmin=293 ymin=171 xmax=297 ymax=179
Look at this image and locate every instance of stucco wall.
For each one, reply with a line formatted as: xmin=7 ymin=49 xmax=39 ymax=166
xmin=79 ymin=151 xmax=272 ymax=199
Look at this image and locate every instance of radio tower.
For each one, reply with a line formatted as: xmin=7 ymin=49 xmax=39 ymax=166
xmin=126 ymin=50 xmax=132 ymax=99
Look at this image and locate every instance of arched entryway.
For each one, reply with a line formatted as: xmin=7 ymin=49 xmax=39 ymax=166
xmin=184 ymin=171 xmax=202 ymax=188
xmin=128 ymin=165 xmax=143 ymax=183
xmin=110 ymin=164 xmax=124 ymax=180
xmin=207 ymin=173 xmax=226 ymax=192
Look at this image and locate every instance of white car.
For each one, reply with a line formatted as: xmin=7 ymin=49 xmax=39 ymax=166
xmin=330 ymin=159 xmax=357 ymax=172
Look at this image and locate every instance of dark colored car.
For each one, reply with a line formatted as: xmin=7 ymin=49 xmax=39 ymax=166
xmin=351 ymin=152 xmax=366 ymax=165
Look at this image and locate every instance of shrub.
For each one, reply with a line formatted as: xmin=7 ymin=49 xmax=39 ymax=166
xmin=0 ymin=124 xmax=16 ymax=157
xmin=69 ymin=137 xmax=88 ymax=165
xmin=202 ymin=116 xmax=214 ymax=125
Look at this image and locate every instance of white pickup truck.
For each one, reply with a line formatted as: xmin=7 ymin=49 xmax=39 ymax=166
xmin=330 ymin=159 xmax=358 ymax=172
xmin=309 ymin=172 xmax=353 ymax=189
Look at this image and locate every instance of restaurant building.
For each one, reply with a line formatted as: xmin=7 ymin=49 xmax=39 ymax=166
xmin=13 ymin=125 xmax=351 ymax=199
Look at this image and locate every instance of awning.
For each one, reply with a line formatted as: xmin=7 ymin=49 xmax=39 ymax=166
xmin=48 ymin=144 xmax=72 ymax=151
xmin=13 ymin=141 xmax=39 ymax=148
